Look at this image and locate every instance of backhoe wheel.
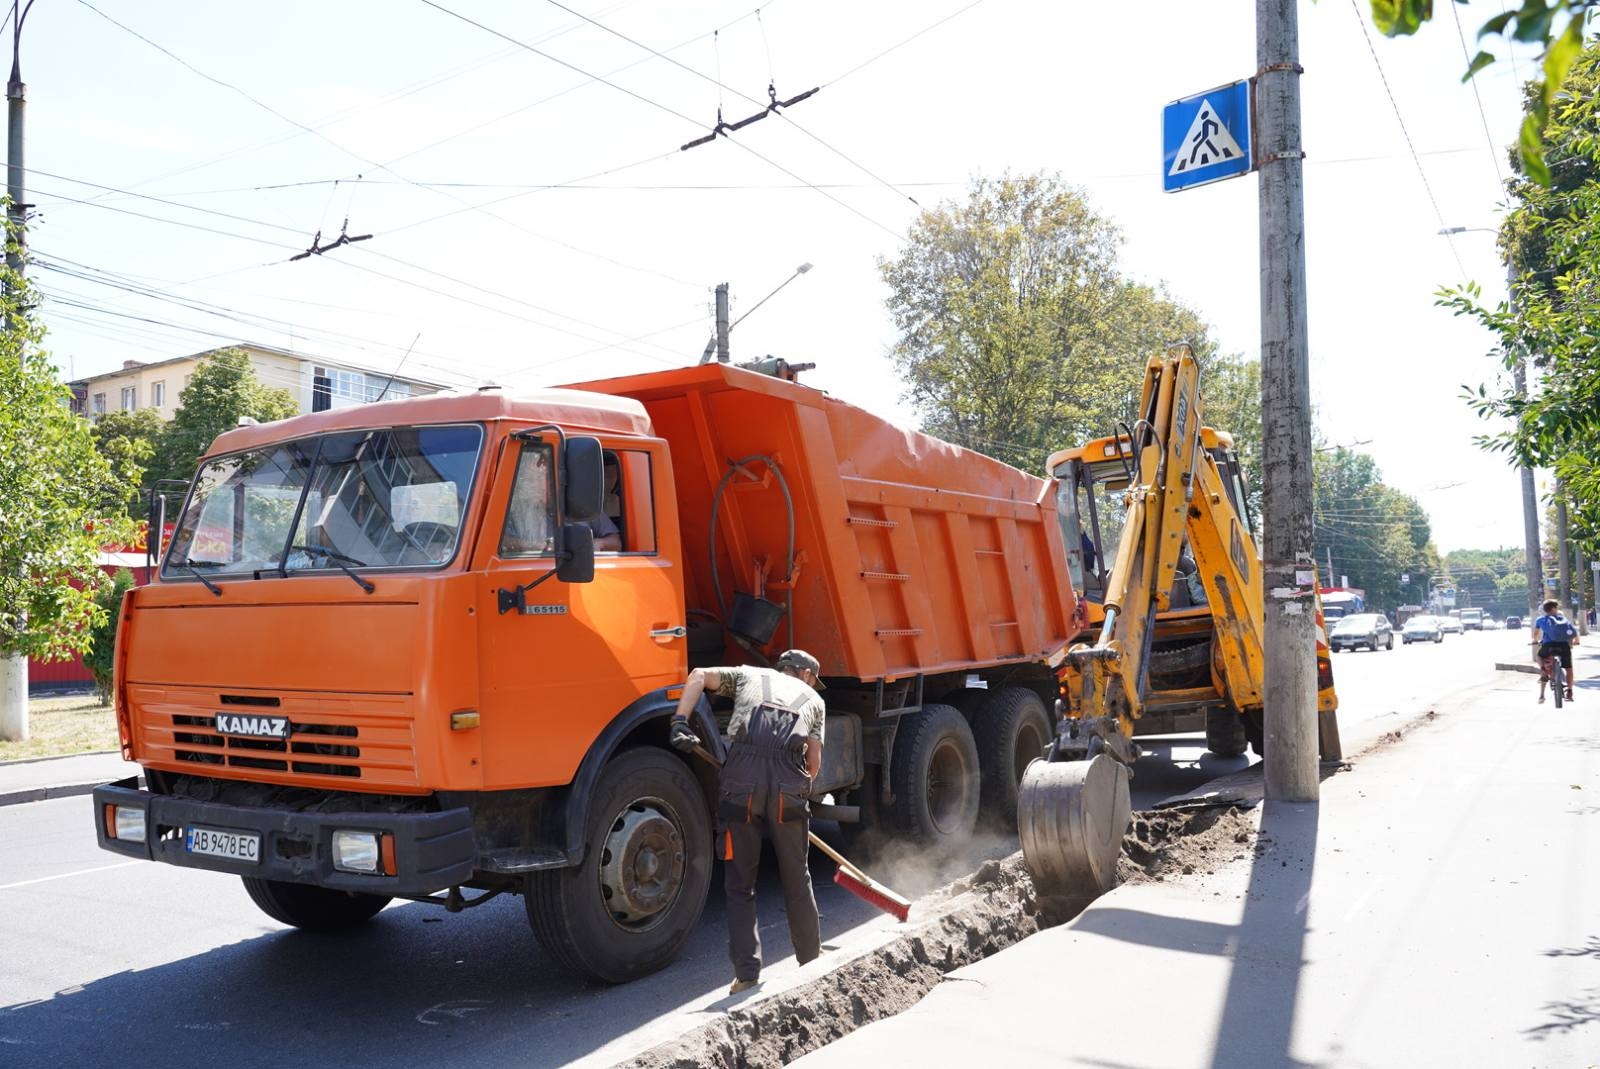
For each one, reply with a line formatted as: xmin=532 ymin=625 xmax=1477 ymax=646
xmin=1244 ymin=709 xmax=1266 ymax=757
xmin=1018 ymin=753 xmax=1132 ymax=900
xmin=1204 ymin=707 xmax=1249 ymax=758
xmin=525 ymin=748 xmax=712 ymax=983
xmin=242 ymin=878 xmax=391 ymax=932
xmin=974 ymin=687 xmax=1054 ymax=826
xmin=888 ymin=703 xmax=981 ymax=846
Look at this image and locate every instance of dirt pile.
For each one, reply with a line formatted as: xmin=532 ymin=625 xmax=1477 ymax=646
xmin=1118 ymin=803 xmax=1258 ymax=885
xmin=617 ymin=855 xmax=1045 ymax=1069
xmin=621 ymin=806 xmax=1260 ymax=1069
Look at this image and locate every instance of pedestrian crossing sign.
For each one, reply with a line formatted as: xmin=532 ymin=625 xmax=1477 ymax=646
xmin=1163 ymin=80 xmax=1253 ymax=192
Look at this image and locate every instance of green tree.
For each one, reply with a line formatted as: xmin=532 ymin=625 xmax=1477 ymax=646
xmin=878 ymin=172 xmax=1221 ymax=474
xmin=91 ymin=407 xmax=164 ymax=517
xmin=1198 ymin=352 xmax=1264 ymax=527
xmin=84 ymin=568 xmax=136 ymax=705
xmin=0 ymin=240 xmax=135 ymax=739
xmin=1373 ymin=0 xmax=1597 ymax=184
xmin=1441 ymin=41 xmax=1600 ymax=565
xmin=1313 ymin=446 xmax=1439 ymax=610
xmin=151 ymin=348 xmax=296 ymax=484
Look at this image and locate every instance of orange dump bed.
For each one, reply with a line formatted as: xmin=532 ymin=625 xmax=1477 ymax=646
xmin=571 ymin=365 xmax=1077 ymax=682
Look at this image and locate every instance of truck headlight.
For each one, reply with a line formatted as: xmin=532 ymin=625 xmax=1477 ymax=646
xmin=331 ymin=830 xmax=381 ymax=874
xmin=108 ymin=804 xmax=147 ymax=843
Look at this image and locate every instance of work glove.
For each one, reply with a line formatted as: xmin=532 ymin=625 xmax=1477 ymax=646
xmin=668 ymin=720 xmax=701 ymax=753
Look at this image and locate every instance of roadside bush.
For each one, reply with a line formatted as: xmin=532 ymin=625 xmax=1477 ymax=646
xmin=85 ymin=570 xmax=135 ymax=706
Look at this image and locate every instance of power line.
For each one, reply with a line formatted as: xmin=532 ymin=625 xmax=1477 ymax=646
xmin=1347 ymin=0 xmax=1469 ymax=279
xmin=1450 ymin=0 xmax=1508 ymax=190
xmin=824 ymin=0 xmax=989 ymax=87
xmin=540 ymin=0 xmax=923 ymax=211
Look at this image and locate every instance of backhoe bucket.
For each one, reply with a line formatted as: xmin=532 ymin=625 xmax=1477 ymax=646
xmin=1017 ymin=754 xmax=1132 ymax=900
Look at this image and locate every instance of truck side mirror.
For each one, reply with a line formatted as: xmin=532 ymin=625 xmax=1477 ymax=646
xmin=563 ymin=436 xmax=603 ymax=521
xmin=556 ymin=522 xmax=595 ymax=583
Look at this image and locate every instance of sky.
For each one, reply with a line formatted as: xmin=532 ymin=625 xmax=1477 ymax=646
xmin=13 ymin=0 xmax=1551 ymax=553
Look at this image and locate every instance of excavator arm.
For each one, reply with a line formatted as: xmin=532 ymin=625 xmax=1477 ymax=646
xmin=1019 ymin=344 xmax=1333 ymax=901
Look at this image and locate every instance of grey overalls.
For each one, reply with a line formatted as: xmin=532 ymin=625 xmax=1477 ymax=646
xmin=719 ymin=676 xmax=822 ymax=982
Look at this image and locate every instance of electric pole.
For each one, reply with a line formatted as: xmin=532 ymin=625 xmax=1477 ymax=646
xmin=1556 ymin=485 xmax=1572 ymax=617
xmin=1507 ymin=260 xmax=1544 ymax=619
xmin=0 ymin=0 xmax=31 ymax=744
xmin=1258 ymin=0 xmax=1322 ymax=800
xmin=714 ymin=283 xmax=730 ymax=363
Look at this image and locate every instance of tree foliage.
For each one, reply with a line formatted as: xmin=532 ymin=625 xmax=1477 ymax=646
xmin=878 ymin=173 xmax=1227 ymax=475
xmin=91 ymin=407 xmax=164 ymax=517
xmin=1439 ymin=40 xmax=1600 ymax=566
xmin=0 ymin=251 xmax=134 ymax=663
xmin=85 ymin=568 xmax=136 ymax=705
xmin=1312 ymin=446 xmax=1440 ymax=610
xmin=150 ymin=348 xmax=296 ymax=484
xmin=1373 ymin=0 xmax=1597 ymax=184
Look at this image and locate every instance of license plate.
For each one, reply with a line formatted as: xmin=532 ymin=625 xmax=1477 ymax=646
xmin=185 ymin=825 xmax=261 ymax=863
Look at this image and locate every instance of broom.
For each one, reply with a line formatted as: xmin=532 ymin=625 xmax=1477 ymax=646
xmin=689 ymin=744 xmax=912 ymax=922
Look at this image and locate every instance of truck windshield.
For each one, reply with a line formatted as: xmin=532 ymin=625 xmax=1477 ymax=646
xmin=162 ymin=424 xmax=484 ymax=579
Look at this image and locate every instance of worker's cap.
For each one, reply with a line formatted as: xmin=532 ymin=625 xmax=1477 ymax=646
xmin=775 ymin=649 xmax=825 ymax=689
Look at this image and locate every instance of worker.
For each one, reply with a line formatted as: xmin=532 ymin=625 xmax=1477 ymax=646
xmin=668 ymin=649 xmax=826 ymax=996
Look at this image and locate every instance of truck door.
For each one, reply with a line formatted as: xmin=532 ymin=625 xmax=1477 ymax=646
xmin=474 ymin=437 xmax=685 ymax=789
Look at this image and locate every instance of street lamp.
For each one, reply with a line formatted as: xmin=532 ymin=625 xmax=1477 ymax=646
xmin=699 ymin=263 xmax=814 ymax=364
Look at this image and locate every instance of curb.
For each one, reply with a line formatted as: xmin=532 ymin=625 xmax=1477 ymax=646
xmin=1495 ymin=662 xmax=1540 ymax=675
xmin=0 ymin=780 xmax=104 ymax=808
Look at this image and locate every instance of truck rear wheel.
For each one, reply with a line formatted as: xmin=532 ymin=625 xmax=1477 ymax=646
xmin=887 ymin=703 xmax=980 ymax=845
xmin=1204 ymin=707 xmax=1248 ymax=758
xmin=525 ymin=747 xmax=711 ymax=984
xmin=973 ymin=687 xmax=1053 ymax=826
xmin=241 ymin=878 xmax=391 ymax=931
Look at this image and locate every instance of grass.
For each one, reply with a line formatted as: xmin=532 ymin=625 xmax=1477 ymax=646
xmin=0 ymin=693 xmax=120 ymax=763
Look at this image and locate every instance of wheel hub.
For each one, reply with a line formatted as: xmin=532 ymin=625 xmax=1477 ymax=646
xmin=597 ymin=802 xmax=685 ymax=926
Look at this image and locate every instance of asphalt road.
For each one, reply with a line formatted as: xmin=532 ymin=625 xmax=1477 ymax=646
xmin=0 ymin=628 xmax=1517 ymax=1069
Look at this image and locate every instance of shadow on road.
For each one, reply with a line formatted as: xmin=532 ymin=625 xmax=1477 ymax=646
xmin=0 ymin=852 xmax=891 ymax=1069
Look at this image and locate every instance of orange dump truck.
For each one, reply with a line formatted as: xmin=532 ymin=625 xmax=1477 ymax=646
xmin=93 ymin=363 xmax=1076 ymax=981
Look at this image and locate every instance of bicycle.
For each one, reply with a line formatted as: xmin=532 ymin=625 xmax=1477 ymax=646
xmin=1534 ymin=642 xmax=1572 ymax=708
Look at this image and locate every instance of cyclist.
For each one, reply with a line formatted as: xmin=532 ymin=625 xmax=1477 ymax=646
xmin=1531 ymin=598 xmax=1579 ymax=703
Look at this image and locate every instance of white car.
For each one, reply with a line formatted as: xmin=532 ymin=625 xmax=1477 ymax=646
xmin=1438 ymin=615 xmax=1464 ymax=635
xmin=1402 ymin=615 xmax=1444 ymax=644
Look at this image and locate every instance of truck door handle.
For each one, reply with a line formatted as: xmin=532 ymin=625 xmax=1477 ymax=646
xmin=650 ymin=626 xmax=687 ymax=641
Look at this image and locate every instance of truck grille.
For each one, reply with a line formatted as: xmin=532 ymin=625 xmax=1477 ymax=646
xmin=130 ymin=685 xmax=420 ymax=789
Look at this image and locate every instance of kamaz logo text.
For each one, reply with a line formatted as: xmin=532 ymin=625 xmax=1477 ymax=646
xmin=214 ymin=714 xmax=291 ymax=739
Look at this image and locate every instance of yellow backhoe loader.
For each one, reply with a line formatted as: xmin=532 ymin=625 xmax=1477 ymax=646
xmin=1018 ymin=345 xmax=1337 ymax=899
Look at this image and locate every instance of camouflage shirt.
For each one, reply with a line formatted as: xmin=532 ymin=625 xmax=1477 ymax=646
xmin=716 ymin=666 xmax=825 ymax=744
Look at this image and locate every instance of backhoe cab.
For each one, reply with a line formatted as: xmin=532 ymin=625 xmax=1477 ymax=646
xmin=1018 ymin=345 xmax=1337 ymax=901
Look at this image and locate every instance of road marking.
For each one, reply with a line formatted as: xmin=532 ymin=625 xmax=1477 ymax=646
xmin=0 ymin=860 xmax=143 ymax=892
xmin=417 ymin=1000 xmax=491 ymax=1026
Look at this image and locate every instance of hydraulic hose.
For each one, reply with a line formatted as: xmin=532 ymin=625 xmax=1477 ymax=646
xmin=708 ymin=454 xmax=796 ymax=649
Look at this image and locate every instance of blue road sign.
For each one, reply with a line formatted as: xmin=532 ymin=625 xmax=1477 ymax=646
xmin=1163 ymin=80 xmax=1252 ymax=193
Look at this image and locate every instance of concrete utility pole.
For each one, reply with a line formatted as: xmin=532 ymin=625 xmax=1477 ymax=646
xmin=1575 ymin=542 xmax=1589 ymax=635
xmin=1257 ymin=0 xmax=1322 ymax=799
xmin=1556 ymin=486 xmax=1572 ymax=616
xmin=1510 ymin=320 xmax=1544 ymax=620
xmin=0 ymin=0 xmax=31 ymax=743
xmin=714 ymin=283 xmax=731 ymax=363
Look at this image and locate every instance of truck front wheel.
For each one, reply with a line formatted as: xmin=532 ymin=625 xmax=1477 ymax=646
xmin=525 ymin=748 xmax=712 ymax=983
xmin=242 ymin=878 xmax=391 ymax=931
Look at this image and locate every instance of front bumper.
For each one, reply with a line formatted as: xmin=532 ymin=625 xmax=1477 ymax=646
xmin=92 ymin=777 xmax=476 ymax=896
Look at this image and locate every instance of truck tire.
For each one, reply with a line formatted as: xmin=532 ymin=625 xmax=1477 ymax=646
xmin=887 ymin=703 xmax=980 ymax=845
xmin=525 ymin=747 xmax=711 ymax=984
xmin=1204 ymin=707 xmax=1248 ymax=758
xmin=973 ymin=687 xmax=1053 ymax=826
xmin=1244 ymin=709 xmax=1266 ymax=757
xmin=242 ymin=878 xmax=391 ymax=932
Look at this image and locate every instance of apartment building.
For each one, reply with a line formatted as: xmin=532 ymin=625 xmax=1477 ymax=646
xmin=69 ymin=343 xmax=445 ymax=420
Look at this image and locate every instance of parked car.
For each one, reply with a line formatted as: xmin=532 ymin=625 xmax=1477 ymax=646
xmin=1331 ymin=612 xmax=1395 ymax=652
xmin=1402 ymin=615 xmax=1444 ymax=644
xmin=1504 ymin=614 xmax=1523 ymax=631
xmin=1438 ymin=614 xmax=1464 ymax=635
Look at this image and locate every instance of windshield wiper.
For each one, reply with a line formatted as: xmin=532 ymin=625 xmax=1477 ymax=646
xmin=173 ymin=559 xmax=225 ymax=597
xmin=288 ymin=545 xmax=375 ymax=594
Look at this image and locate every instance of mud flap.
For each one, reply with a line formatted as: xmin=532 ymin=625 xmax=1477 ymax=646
xmin=1017 ymin=754 xmax=1132 ymax=900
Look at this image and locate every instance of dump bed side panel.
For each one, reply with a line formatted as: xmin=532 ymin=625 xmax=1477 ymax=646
xmin=572 ymin=365 xmax=1075 ymax=681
